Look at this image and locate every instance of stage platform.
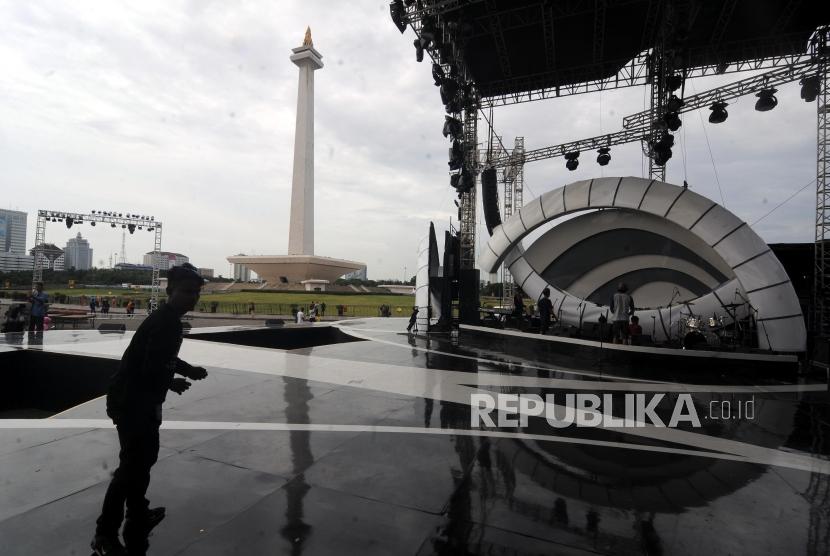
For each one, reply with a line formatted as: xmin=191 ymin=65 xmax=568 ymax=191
xmin=1 ymin=318 xmax=829 ymax=555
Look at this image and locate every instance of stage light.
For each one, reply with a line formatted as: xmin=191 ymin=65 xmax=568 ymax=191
xmin=667 ymin=75 xmax=684 ymax=92
xmin=800 ymin=75 xmax=819 ymax=102
xmin=137 ymin=226 xmax=142 ymax=230
xmin=596 ymin=147 xmax=611 ymax=166
xmin=564 ymin=151 xmax=579 ymax=171
xmin=449 ymin=140 xmax=464 ymax=170
xmin=91 ymin=222 xmax=96 ymax=226
xmin=65 ymin=217 xmax=74 ymax=229
xmin=663 ymin=111 xmax=682 ymax=131
xmin=390 ymin=0 xmax=407 ymax=33
xmin=111 ymin=223 xmax=116 ymax=228
xmin=440 ymin=78 xmax=459 ymax=105
xmin=128 ymin=224 xmax=136 ymax=234
xmin=652 ymin=133 xmax=674 ymax=166
xmin=432 ymin=63 xmax=444 ymax=86
xmin=122 ymin=224 xmax=126 ymax=228
xmin=709 ymin=101 xmax=728 ymax=123
xmin=755 ymin=88 xmax=778 ymax=112
xmin=666 ymin=94 xmax=684 ymax=112
xmin=443 ymin=116 xmax=463 ymax=140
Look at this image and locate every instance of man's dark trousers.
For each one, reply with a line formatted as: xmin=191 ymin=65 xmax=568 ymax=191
xmin=95 ymin=415 xmax=160 ymax=536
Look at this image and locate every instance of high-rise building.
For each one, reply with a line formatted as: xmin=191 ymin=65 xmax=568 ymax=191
xmin=30 ymin=244 xmax=65 ymax=271
xmin=65 ymin=232 xmax=93 ymax=270
xmin=142 ymin=251 xmax=189 ymax=269
xmin=0 ymin=209 xmax=27 ymax=255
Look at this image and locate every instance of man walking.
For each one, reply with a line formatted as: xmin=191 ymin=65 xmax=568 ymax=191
xmin=92 ymin=264 xmax=208 ymax=555
xmin=538 ymin=288 xmax=554 ymax=335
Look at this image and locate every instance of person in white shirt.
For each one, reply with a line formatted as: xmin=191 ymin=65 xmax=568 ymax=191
xmin=296 ymin=309 xmax=305 ymax=323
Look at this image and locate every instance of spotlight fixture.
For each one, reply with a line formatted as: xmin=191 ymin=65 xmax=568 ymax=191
xmin=443 ymin=116 xmax=463 ymax=140
xmin=564 ymin=151 xmax=580 ymax=171
xmin=755 ymin=88 xmax=778 ymax=112
xmin=91 ymin=222 xmax=96 ymax=226
xmin=596 ymin=147 xmax=611 ymax=166
xmin=439 ymin=78 xmax=459 ymax=105
xmin=65 ymin=217 xmax=74 ymax=229
xmin=122 ymin=224 xmax=126 ymax=228
xmin=432 ymin=63 xmax=444 ymax=86
xmin=652 ymin=133 xmax=674 ymax=166
xmin=448 ymin=140 xmax=464 ymax=170
xmin=709 ymin=101 xmax=728 ymax=124
xmin=666 ymin=95 xmax=684 ymax=113
xmin=148 ymin=227 xmax=154 ymax=232
xmin=666 ymin=75 xmax=684 ymax=92
xmin=663 ymin=111 xmax=682 ymax=131
xmin=390 ymin=0 xmax=407 ymax=33
xmin=800 ymin=75 xmax=820 ymax=102
xmin=111 ymin=223 xmax=116 ymax=228
xmin=128 ymin=224 xmax=136 ymax=234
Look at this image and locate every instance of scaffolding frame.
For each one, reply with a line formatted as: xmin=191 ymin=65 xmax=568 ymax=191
xmin=32 ymin=210 xmax=163 ymax=312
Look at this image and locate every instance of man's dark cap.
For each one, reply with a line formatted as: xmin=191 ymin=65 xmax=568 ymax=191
xmin=168 ymin=263 xmax=203 ymax=286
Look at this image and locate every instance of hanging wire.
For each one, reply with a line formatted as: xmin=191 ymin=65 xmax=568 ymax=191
xmin=751 ymin=177 xmax=816 ymax=226
xmin=689 ymin=80 xmax=726 ymax=207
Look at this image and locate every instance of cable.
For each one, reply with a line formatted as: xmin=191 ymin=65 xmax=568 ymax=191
xmin=751 ymin=177 xmax=816 ymax=226
xmin=689 ymin=80 xmax=726 ymax=207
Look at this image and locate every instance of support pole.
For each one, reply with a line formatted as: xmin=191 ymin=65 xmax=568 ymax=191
xmin=814 ymin=27 xmax=830 ymax=337
xmin=32 ymin=211 xmax=47 ymax=288
xmin=460 ymin=104 xmax=479 ymax=270
xmin=150 ymin=225 xmax=163 ymax=314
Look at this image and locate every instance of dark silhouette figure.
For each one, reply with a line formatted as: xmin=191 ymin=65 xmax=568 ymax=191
xmin=92 ymin=264 xmax=207 ymax=556
xmin=538 ymin=288 xmax=553 ymax=336
xmin=407 ymin=306 xmax=419 ymax=333
xmin=28 ymin=281 xmax=48 ymax=332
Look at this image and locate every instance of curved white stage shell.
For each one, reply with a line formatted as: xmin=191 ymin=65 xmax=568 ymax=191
xmin=480 ymin=177 xmax=806 ymax=352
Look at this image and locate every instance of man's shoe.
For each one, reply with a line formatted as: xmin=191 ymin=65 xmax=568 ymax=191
xmin=123 ymin=507 xmax=165 ymax=537
xmin=90 ymin=535 xmax=126 ymax=556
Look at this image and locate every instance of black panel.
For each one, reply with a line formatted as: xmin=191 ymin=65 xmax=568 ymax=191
xmin=541 ymin=228 xmax=728 ymax=289
xmin=587 ymin=268 xmax=711 ymax=306
xmin=481 ymin=167 xmax=501 ymax=236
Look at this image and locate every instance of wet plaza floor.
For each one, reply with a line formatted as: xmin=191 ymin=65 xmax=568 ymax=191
xmin=1 ymin=318 xmax=829 ymax=555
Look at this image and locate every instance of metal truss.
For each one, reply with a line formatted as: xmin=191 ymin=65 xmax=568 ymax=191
xmin=460 ymin=107 xmax=479 ymax=270
xmin=623 ymin=58 xmax=818 ymax=129
xmin=814 ymin=28 xmax=830 ymax=336
xmin=488 ymin=126 xmax=649 ymax=168
xmin=33 ymin=210 xmax=163 ymax=311
xmin=479 ymin=37 xmax=812 ymax=108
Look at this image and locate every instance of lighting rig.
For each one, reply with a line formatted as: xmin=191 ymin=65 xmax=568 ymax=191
xmin=33 ymin=210 xmax=164 ymax=312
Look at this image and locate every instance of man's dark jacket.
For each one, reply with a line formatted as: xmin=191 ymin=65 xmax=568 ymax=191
xmin=106 ymin=304 xmax=192 ymax=422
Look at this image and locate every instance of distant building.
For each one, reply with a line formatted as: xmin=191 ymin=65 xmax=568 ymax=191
xmin=64 ymin=232 xmax=93 ymax=270
xmin=0 ymin=252 xmax=33 ymax=272
xmin=379 ymin=284 xmax=415 ymax=295
xmin=343 ymin=267 xmax=367 ymax=281
xmin=0 ymin=209 xmax=27 ymax=255
xmin=197 ymin=268 xmax=214 ymax=278
xmin=232 ymin=255 xmax=251 ymax=282
xmin=143 ymin=251 xmax=189 ymax=269
xmin=30 ymin=243 xmax=65 ymax=271
xmin=114 ymin=263 xmax=154 ymax=272
xmin=0 ymin=209 xmax=28 ymax=272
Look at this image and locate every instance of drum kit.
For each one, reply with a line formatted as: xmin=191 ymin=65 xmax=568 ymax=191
xmin=678 ymin=302 xmax=751 ymax=350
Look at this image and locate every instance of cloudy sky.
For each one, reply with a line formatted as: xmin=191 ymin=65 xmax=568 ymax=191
xmin=0 ymin=1 xmax=819 ymax=280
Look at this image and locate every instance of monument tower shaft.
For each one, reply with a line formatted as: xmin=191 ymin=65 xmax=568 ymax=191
xmin=288 ymin=28 xmax=323 ymax=256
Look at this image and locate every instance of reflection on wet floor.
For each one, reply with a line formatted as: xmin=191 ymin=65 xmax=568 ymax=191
xmin=0 ymin=318 xmax=828 ymax=554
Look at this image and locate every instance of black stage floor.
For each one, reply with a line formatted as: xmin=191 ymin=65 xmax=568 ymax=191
xmin=1 ymin=319 xmax=829 ymax=555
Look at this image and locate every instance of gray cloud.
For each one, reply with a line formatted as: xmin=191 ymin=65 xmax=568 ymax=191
xmin=0 ymin=1 xmax=818 ymax=279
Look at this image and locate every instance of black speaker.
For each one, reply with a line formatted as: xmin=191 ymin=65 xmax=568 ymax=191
xmin=481 ymin=167 xmax=501 ymax=235
xmin=98 ymin=323 xmax=126 ymax=334
xmin=459 ymin=268 xmax=480 ymax=325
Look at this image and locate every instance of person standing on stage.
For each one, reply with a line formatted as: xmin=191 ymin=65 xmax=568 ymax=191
xmin=538 ymin=288 xmax=553 ymax=335
xmin=610 ymin=282 xmax=635 ymax=344
xmin=92 ymin=264 xmax=208 ymax=556
xmin=28 ymin=282 xmax=49 ymax=332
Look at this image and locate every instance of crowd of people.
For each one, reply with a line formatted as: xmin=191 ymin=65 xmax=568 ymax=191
xmin=294 ymin=300 xmax=326 ymax=323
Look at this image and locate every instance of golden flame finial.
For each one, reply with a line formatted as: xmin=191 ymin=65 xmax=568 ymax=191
xmin=303 ymin=27 xmax=313 ymax=47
